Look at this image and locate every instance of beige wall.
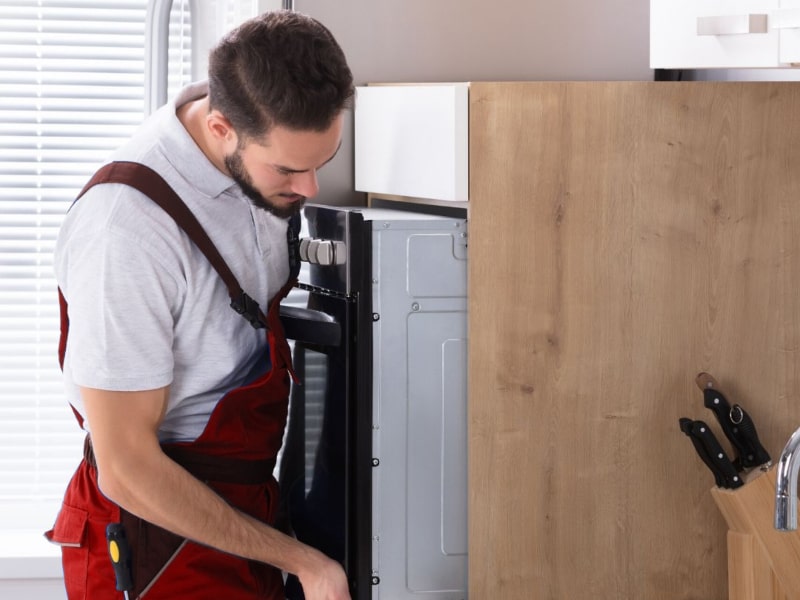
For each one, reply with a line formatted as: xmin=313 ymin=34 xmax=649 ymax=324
xmin=294 ymin=0 xmax=654 ymax=205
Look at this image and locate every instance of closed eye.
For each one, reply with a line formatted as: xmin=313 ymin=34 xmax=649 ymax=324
xmin=272 ymin=141 xmax=343 ymax=177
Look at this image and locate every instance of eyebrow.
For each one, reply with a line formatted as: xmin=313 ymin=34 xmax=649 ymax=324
xmin=274 ymin=140 xmax=343 ymax=174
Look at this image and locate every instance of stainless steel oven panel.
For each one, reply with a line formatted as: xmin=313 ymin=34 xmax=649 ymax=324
xmin=290 ymin=204 xmax=469 ymax=600
xmin=369 ymin=218 xmax=468 ymax=600
xmin=302 ymin=204 xmax=468 ymax=297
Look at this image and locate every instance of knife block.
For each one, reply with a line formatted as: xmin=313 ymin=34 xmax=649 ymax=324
xmin=710 ymin=468 xmax=800 ymax=600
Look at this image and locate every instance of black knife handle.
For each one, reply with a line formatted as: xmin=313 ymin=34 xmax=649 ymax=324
xmin=679 ymin=418 xmax=725 ymax=487
xmin=703 ymin=388 xmax=770 ymax=470
xmin=689 ymin=419 xmax=743 ymax=489
xmin=729 ymin=405 xmax=771 ymax=468
xmin=702 ymin=388 xmax=747 ymax=470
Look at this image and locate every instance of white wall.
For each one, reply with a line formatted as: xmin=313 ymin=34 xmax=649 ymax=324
xmin=294 ymin=0 xmax=653 ymax=205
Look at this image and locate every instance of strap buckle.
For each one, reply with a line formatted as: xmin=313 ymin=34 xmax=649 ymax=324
xmin=230 ymin=292 xmax=266 ymax=329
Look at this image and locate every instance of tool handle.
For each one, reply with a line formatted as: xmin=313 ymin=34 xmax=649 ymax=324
xmin=106 ymin=522 xmax=134 ymax=593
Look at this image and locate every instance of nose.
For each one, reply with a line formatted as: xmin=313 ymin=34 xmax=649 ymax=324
xmin=291 ymin=169 xmax=319 ymax=199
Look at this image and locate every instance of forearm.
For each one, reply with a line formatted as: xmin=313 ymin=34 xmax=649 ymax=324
xmin=80 ymin=385 xmax=336 ymax=586
xmin=98 ymin=445 xmax=324 ymax=578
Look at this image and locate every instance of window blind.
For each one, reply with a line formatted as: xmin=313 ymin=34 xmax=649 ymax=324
xmin=0 ymin=0 xmax=265 ymax=537
xmin=0 ymin=0 xmax=149 ymax=532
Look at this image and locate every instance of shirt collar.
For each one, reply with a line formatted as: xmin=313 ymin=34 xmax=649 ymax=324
xmin=159 ymin=81 xmax=239 ymax=200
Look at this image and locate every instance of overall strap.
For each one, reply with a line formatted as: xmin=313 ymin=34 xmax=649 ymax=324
xmin=78 ymin=161 xmax=268 ymax=329
xmin=287 ymin=212 xmax=301 ymax=281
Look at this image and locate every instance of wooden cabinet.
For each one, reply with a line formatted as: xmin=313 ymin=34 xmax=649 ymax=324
xmin=651 ymin=0 xmax=800 ymax=67
xmin=467 ymin=82 xmax=800 ymax=599
xmin=354 ymin=80 xmax=800 ymax=599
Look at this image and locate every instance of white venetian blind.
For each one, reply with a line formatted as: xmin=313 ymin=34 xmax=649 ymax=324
xmin=0 ymin=0 xmax=149 ymax=531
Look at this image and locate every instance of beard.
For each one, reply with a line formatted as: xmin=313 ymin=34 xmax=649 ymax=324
xmin=224 ymin=150 xmax=305 ymax=219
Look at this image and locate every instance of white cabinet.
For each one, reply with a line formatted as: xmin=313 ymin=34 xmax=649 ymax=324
xmin=354 ymin=84 xmax=469 ymax=203
xmin=651 ymin=0 xmax=800 ymax=68
xmin=777 ymin=0 xmax=800 ymax=62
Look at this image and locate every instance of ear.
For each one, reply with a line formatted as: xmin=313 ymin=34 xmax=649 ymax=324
xmin=206 ymin=110 xmax=238 ymax=146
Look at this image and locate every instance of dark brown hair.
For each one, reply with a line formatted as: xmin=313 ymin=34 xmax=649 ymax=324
xmin=208 ymin=10 xmax=354 ymax=139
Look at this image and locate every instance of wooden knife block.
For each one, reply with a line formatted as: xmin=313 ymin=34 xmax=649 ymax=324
xmin=711 ymin=468 xmax=800 ymax=600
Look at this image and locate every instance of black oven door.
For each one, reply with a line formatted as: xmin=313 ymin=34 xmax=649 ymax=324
xmin=279 ymin=290 xmax=372 ymax=600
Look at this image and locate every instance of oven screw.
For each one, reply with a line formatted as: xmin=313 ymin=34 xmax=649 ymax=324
xmin=372 ymin=535 xmax=380 ymax=541
xmin=372 ymin=312 xmax=380 ymax=321
xmin=371 ymin=576 xmax=380 ymax=586
xmin=411 ymin=303 xmax=420 ymax=311
xmin=371 ymin=458 xmax=380 ymax=467
xmin=372 ymin=278 xmax=378 ymax=284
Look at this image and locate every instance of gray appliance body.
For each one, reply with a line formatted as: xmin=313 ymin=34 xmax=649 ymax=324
xmin=279 ymin=205 xmax=468 ymax=600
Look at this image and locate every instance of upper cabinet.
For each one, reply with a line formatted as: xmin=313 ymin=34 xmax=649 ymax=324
xmin=651 ymin=0 xmax=800 ymax=68
xmin=354 ymin=83 xmax=469 ymax=203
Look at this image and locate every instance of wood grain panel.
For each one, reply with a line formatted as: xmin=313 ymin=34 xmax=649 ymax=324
xmin=712 ymin=469 xmax=797 ymax=599
xmin=468 ymin=82 xmax=800 ymax=600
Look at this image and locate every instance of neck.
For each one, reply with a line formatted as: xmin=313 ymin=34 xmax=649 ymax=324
xmin=176 ymin=97 xmax=229 ymax=174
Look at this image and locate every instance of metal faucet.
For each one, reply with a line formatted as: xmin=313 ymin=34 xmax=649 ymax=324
xmin=775 ymin=426 xmax=800 ymax=531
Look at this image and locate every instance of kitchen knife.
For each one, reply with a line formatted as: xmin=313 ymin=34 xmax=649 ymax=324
xmin=679 ymin=418 xmax=743 ymax=489
xmin=679 ymin=418 xmax=725 ymax=488
xmin=695 ymin=372 xmax=771 ymax=471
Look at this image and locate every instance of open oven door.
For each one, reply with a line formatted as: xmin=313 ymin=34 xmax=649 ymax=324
xmin=278 ymin=296 xmax=372 ymax=600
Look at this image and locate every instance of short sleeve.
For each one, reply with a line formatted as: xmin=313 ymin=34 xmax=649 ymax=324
xmin=58 ymin=196 xmax=184 ymax=392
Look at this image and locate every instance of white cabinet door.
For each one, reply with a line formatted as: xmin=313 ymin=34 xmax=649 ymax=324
xmin=651 ymin=0 xmax=781 ymax=68
xmin=354 ymin=84 xmax=469 ymax=203
xmin=776 ymin=0 xmax=800 ymax=63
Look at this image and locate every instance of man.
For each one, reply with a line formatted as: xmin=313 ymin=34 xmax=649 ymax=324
xmin=46 ymin=10 xmax=354 ymax=600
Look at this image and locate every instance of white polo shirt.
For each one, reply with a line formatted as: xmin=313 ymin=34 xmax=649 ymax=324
xmin=54 ymin=81 xmax=290 ymax=443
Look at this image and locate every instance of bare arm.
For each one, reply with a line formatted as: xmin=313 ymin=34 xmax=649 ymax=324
xmin=81 ymin=385 xmax=350 ymax=600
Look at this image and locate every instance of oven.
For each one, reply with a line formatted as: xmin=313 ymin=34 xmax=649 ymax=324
xmin=278 ymin=204 xmax=468 ymax=600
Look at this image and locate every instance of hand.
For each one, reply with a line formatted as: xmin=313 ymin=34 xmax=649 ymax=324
xmin=297 ymin=554 xmax=351 ymax=600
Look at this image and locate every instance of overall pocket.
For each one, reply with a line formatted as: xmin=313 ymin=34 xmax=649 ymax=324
xmin=45 ymin=503 xmax=89 ymax=600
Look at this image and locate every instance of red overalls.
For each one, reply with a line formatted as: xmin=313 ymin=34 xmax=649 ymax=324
xmin=45 ymin=162 xmax=297 ymax=599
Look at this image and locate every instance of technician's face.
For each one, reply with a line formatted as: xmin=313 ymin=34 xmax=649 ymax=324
xmin=224 ymin=114 xmax=344 ymax=218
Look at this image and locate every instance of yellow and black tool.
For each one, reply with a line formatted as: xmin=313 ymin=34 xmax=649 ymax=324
xmin=106 ymin=522 xmax=133 ymax=600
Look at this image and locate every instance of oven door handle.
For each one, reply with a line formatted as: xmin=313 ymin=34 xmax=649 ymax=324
xmin=279 ymin=305 xmax=341 ymax=347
